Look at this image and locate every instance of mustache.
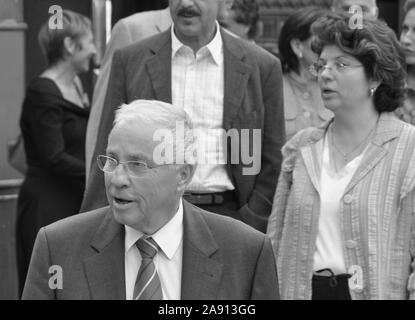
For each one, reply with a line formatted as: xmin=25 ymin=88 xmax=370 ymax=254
xmin=177 ymin=7 xmax=200 ymax=17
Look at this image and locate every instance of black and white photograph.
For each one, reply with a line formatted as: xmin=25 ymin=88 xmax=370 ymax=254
xmin=0 ymin=0 xmax=414 ymax=308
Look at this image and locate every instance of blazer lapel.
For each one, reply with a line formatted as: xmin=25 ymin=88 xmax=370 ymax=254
xmin=343 ymin=113 xmax=402 ymax=195
xmin=83 ymin=208 xmax=126 ymax=300
xmin=222 ymin=29 xmax=252 ymax=130
xmin=300 ymin=126 xmax=327 ymax=194
xmin=146 ymin=30 xmax=172 ymax=103
xmin=181 ymin=201 xmax=223 ymax=300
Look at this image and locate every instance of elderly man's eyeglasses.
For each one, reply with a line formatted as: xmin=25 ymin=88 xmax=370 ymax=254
xmin=310 ymin=60 xmax=363 ymax=76
xmin=97 ymin=155 xmax=153 ymax=177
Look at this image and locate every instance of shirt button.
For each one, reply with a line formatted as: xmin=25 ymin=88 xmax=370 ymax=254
xmin=346 ymin=240 xmax=357 ymax=249
xmin=343 ymin=194 xmax=353 ymax=204
xmin=303 ymin=111 xmax=311 ymax=118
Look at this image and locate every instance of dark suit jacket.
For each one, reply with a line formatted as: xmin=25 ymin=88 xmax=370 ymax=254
xmin=22 ymin=200 xmax=280 ymax=299
xmin=81 ymin=28 xmax=285 ymax=232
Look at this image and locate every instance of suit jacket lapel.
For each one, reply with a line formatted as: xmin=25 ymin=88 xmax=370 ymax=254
xmin=222 ymin=29 xmax=251 ymax=130
xmin=146 ymin=30 xmax=172 ymax=103
xmin=181 ymin=201 xmax=223 ymax=300
xmin=83 ymin=208 xmax=126 ymax=299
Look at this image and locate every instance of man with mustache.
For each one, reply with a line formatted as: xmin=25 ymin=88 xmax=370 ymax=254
xmin=86 ymin=2 xmax=234 ymax=177
xmin=81 ymin=0 xmax=285 ymax=233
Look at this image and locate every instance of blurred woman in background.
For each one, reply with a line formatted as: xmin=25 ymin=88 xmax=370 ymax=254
xmin=278 ymin=7 xmax=333 ymax=141
xmin=267 ymin=13 xmax=415 ymax=299
xmin=399 ymin=0 xmax=415 ymax=125
xmin=16 ymin=10 xmax=96 ymax=295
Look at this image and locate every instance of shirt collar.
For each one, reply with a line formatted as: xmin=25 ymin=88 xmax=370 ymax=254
xmin=171 ymin=21 xmax=223 ymax=65
xmin=124 ymin=199 xmax=184 ymax=260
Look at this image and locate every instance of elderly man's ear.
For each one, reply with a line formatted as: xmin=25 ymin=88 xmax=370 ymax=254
xmin=176 ymin=164 xmax=196 ymax=194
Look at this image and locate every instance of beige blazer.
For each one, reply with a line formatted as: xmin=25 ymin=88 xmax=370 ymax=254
xmin=267 ymin=113 xmax=415 ymax=299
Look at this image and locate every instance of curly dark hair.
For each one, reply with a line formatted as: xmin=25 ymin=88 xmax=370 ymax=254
xmin=311 ymin=13 xmax=407 ymax=113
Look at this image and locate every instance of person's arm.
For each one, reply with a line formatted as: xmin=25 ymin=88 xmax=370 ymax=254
xmin=29 ymin=97 xmax=85 ymax=179
xmin=407 ymin=188 xmax=415 ymax=299
xmin=81 ymin=49 xmax=127 ymax=212
xmin=238 ymin=59 xmax=286 ymax=232
xmin=22 ymin=228 xmax=55 ymax=300
xmin=249 ymin=235 xmax=280 ymax=300
xmin=86 ymin=20 xmax=134 ymax=179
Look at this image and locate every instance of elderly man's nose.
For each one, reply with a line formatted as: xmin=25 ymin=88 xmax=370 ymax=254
xmin=110 ymin=164 xmax=130 ymax=185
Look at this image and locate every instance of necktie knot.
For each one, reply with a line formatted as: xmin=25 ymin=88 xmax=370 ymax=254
xmin=136 ymin=237 xmax=158 ymax=259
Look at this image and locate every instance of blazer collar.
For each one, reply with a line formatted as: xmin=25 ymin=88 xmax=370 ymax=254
xmin=300 ymin=112 xmax=402 ymax=194
xmin=302 ymin=112 xmax=402 ymax=147
xmin=145 ymin=26 xmax=252 ymax=126
xmin=343 ymin=112 xmax=402 ymax=195
xmin=146 ymin=30 xmax=172 ymax=103
xmin=221 ymin=28 xmax=251 ymax=129
xmin=84 ymin=207 xmax=126 ymax=299
xmin=181 ymin=200 xmax=223 ymax=300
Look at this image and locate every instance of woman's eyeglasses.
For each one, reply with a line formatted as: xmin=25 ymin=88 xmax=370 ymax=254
xmin=310 ymin=60 xmax=363 ymax=77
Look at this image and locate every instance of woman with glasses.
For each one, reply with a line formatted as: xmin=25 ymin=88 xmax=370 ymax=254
xmin=278 ymin=7 xmax=333 ymax=141
xmin=267 ymin=13 xmax=415 ymax=299
xmin=398 ymin=0 xmax=415 ymax=125
xmin=16 ymin=10 xmax=96 ymax=295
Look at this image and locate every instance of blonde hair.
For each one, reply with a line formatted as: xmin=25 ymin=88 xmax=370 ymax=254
xmin=38 ymin=9 xmax=91 ymax=66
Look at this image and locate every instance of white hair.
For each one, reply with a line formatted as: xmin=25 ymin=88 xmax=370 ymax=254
xmin=113 ymin=99 xmax=196 ymax=165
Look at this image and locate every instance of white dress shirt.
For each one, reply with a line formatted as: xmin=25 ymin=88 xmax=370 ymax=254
xmin=313 ymin=133 xmax=364 ymax=274
xmin=124 ymin=200 xmax=184 ymax=300
xmin=171 ymin=22 xmax=234 ymax=193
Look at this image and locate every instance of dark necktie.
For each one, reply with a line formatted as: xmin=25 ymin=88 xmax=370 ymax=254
xmin=133 ymin=237 xmax=163 ymax=300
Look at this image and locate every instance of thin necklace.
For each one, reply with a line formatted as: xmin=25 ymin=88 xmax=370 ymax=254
xmin=330 ymin=118 xmax=378 ymax=163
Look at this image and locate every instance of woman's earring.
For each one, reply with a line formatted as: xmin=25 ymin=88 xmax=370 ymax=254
xmin=298 ymin=52 xmax=303 ymax=59
xmin=370 ymin=87 xmax=377 ymax=96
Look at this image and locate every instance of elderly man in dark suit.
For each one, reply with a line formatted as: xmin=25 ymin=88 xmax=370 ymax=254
xmin=81 ymin=0 xmax=285 ymax=233
xmin=22 ymin=100 xmax=279 ymax=300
